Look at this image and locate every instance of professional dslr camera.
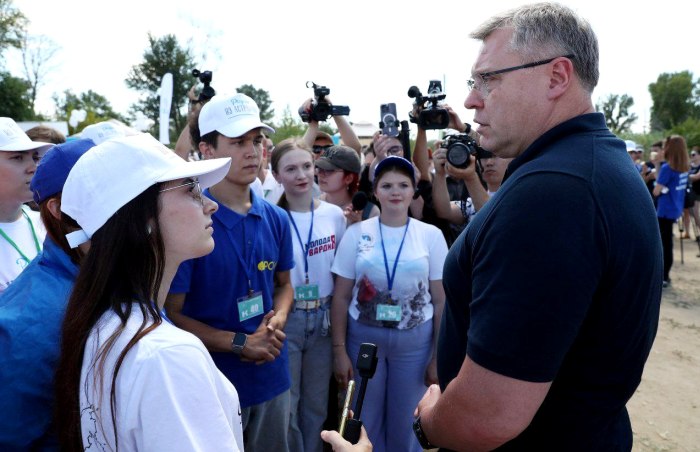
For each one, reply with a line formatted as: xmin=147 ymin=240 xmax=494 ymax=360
xmin=298 ymin=81 xmax=350 ymax=123
xmin=192 ymin=69 xmax=215 ymax=102
xmin=444 ymin=130 xmax=493 ymax=168
xmin=407 ymin=80 xmax=449 ymax=130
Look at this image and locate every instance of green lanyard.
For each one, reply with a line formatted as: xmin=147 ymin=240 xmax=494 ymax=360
xmin=0 ymin=209 xmax=42 ymax=264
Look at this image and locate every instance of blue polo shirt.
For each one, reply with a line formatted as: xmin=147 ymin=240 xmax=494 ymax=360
xmin=170 ymin=189 xmax=295 ymax=408
xmin=0 ymin=237 xmax=79 ymax=451
xmin=438 ymin=113 xmax=662 ymax=450
xmin=656 ymin=163 xmax=688 ymax=219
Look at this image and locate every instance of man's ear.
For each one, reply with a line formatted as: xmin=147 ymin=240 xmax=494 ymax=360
xmin=46 ymin=197 xmax=62 ymax=221
xmin=199 ymin=141 xmax=215 ymax=159
xmin=547 ymin=57 xmax=574 ymax=100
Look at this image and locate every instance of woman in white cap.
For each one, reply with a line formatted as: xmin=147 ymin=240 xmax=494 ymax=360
xmin=0 ymin=117 xmax=52 ymax=292
xmin=53 ymin=134 xmax=241 ymax=451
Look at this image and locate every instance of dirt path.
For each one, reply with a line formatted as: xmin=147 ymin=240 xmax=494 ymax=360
xmin=628 ymin=234 xmax=700 ymax=451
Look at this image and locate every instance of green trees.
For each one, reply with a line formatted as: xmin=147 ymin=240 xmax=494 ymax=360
xmin=596 ymin=93 xmax=638 ymax=135
xmin=649 ymin=71 xmax=700 ymax=132
xmin=125 ymin=34 xmax=196 ymax=141
xmin=0 ymin=0 xmax=25 ymax=52
xmin=53 ymin=90 xmax=126 ymax=135
xmin=0 ymin=71 xmax=32 ymax=119
xmin=237 ymin=84 xmax=275 ymax=124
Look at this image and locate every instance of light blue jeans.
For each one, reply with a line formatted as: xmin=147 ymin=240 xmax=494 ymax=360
xmin=347 ymin=316 xmax=433 ymax=452
xmin=286 ymin=302 xmax=332 ymax=452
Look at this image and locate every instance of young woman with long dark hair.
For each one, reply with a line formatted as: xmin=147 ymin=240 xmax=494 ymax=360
xmin=53 ymin=134 xmax=238 ymax=451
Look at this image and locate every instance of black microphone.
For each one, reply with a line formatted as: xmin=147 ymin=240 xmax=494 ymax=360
xmin=343 ymin=343 xmax=378 ymax=444
xmin=351 ymin=191 xmax=368 ymax=212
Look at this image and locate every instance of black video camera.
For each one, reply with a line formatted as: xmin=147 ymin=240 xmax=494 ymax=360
xmin=192 ymin=69 xmax=215 ymax=102
xmin=408 ymin=80 xmax=449 ymax=130
xmin=444 ymin=131 xmax=493 ymax=168
xmin=298 ymin=81 xmax=350 ymax=123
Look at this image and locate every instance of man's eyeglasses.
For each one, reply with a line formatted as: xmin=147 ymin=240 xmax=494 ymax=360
xmin=467 ymin=54 xmax=575 ymax=97
xmin=312 ymin=145 xmax=332 ymax=155
xmin=159 ymin=179 xmax=204 ymax=206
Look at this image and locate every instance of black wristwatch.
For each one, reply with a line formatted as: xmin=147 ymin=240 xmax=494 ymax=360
xmin=231 ymin=332 xmax=247 ymax=355
xmin=413 ymin=416 xmax=436 ymax=449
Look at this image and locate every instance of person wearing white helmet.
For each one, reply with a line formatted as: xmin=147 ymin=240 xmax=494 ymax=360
xmin=52 ymin=134 xmax=241 ymax=451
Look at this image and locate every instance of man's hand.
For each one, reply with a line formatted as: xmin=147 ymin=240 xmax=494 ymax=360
xmin=446 ymin=155 xmax=479 ymax=182
xmin=266 ymin=308 xmax=288 ymax=333
xmin=414 ymin=383 xmax=442 ymax=419
xmin=444 ymin=104 xmax=466 ymax=132
xmin=433 ymin=146 xmax=448 ymax=176
xmin=320 ymin=426 xmax=372 ymax=451
xmin=241 ymin=310 xmax=286 ymax=364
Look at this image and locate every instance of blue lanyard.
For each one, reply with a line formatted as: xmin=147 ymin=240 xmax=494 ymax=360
xmin=287 ymin=200 xmax=314 ymax=284
xmin=230 ymin=216 xmax=261 ymax=295
xmin=378 ymin=218 xmax=410 ymax=295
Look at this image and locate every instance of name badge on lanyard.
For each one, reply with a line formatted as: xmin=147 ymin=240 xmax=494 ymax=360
xmin=295 ymin=283 xmax=319 ymax=302
xmin=237 ymin=291 xmax=264 ymax=322
xmin=376 ymin=218 xmax=410 ymax=324
xmin=376 ymin=303 xmax=401 ymax=322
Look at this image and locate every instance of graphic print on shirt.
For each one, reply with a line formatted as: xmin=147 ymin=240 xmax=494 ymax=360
xmin=353 ymin=231 xmax=429 ymax=329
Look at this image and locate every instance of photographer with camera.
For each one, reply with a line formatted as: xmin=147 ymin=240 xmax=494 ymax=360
xmin=298 ymin=82 xmax=361 ymax=159
xmin=175 ymin=69 xmax=217 ymax=161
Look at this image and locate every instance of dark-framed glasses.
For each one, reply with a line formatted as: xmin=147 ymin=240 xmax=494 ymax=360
xmin=467 ymin=54 xmax=575 ymax=96
xmin=312 ymin=144 xmax=332 ymax=155
xmin=159 ymin=179 xmax=204 ymax=206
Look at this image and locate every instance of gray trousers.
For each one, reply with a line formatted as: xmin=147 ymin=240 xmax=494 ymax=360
xmin=241 ymin=389 xmax=291 ymax=452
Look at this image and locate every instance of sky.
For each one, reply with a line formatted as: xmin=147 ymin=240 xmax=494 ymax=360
xmin=6 ymin=0 xmax=699 ymax=138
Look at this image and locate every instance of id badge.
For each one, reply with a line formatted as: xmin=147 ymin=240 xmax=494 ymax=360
xmin=295 ymin=283 xmax=319 ymax=302
xmin=376 ymin=303 xmax=401 ymax=322
xmin=237 ymin=291 xmax=264 ymax=322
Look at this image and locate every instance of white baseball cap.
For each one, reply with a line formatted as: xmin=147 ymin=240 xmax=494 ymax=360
xmin=625 ymin=140 xmax=638 ymax=152
xmin=198 ymin=93 xmax=274 ymax=138
xmin=62 ymin=133 xmax=231 ymax=248
xmin=79 ymin=121 xmax=138 ymax=145
xmin=0 ymin=117 xmax=53 ymax=152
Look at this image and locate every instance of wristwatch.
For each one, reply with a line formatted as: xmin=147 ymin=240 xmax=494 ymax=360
xmin=413 ymin=416 xmax=436 ymax=449
xmin=231 ymin=332 xmax=247 ymax=355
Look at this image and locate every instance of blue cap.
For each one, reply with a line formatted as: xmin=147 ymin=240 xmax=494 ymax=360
xmin=373 ymin=155 xmax=415 ymax=184
xmin=31 ymin=139 xmax=96 ymax=204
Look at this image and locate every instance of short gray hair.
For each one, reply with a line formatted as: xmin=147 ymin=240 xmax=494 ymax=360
xmin=470 ymin=2 xmax=599 ymax=93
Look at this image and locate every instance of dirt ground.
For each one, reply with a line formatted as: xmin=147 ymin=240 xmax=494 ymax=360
xmin=628 ymin=233 xmax=700 ymax=451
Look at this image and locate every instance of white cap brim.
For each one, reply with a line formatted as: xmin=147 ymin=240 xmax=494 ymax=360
xmin=155 ymin=157 xmax=231 ymax=190
xmin=0 ymin=141 xmax=53 ymax=152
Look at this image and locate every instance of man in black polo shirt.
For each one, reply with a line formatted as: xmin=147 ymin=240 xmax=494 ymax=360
xmin=414 ymin=3 xmax=662 ymax=451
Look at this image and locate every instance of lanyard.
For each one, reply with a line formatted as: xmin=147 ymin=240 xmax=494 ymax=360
xmin=229 ymin=216 xmax=261 ymax=295
xmin=287 ymin=199 xmax=314 ymax=284
xmin=0 ymin=209 xmax=42 ymax=264
xmin=378 ymin=218 xmax=410 ymax=295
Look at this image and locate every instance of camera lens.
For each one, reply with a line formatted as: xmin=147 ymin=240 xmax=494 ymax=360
xmin=446 ymin=142 xmax=471 ymax=168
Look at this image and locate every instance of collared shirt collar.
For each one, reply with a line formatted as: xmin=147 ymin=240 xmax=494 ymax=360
xmin=205 ymin=187 xmax=264 ymax=230
xmin=503 ymin=113 xmax=610 ymax=183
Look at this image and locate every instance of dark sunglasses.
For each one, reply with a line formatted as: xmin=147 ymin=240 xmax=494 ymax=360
xmin=312 ymin=145 xmax=332 ymax=155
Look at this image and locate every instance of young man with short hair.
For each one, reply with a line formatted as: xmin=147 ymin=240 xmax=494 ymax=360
xmin=166 ymin=93 xmax=295 ymax=452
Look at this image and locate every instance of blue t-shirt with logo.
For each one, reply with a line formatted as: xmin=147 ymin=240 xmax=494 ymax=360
xmin=656 ymin=163 xmax=688 ymax=220
xmin=171 ymin=189 xmax=295 ymax=408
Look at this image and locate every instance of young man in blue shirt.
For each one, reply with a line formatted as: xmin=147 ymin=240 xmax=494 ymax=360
xmin=166 ymin=93 xmax=295 ymax=452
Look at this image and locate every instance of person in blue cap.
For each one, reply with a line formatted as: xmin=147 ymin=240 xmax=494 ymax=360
xmin=0 ymin=138 xmax=96 ymax=450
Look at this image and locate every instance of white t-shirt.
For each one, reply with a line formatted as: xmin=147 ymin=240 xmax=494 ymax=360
xmin=287 ymin=201 xmax=346 ymax=298
xmin=0 ymin=205 xmax=46 ymax=293
xmin=80 ymin=305 xmax=243 ymax=451
xmin=331 ymin=217 xmax=448 ymax=330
